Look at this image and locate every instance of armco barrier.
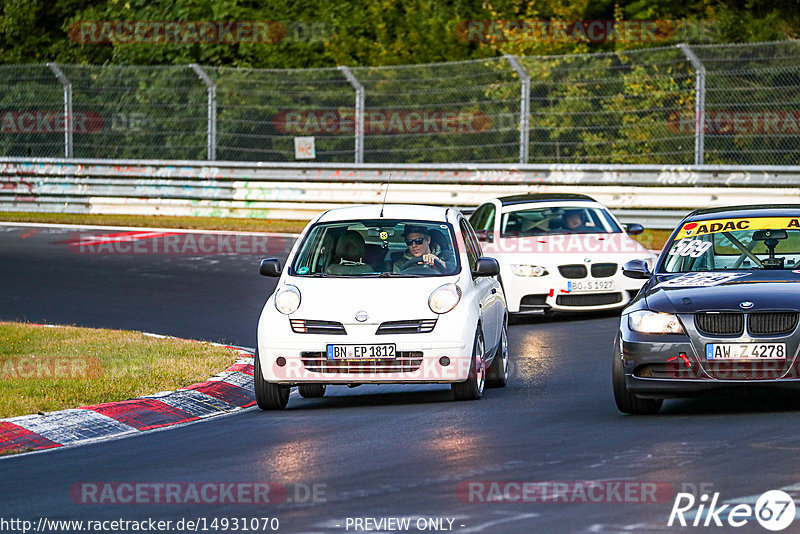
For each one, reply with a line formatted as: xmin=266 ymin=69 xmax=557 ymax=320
xmin=2 ymin=158 xmax=799 ymax=228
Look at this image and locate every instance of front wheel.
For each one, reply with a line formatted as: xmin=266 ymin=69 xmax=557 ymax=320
xmin=612 ymin=337 xmax=662 ymax=415
xmin=254 ymin=350 xmax=291 ymax=410
xmin=486 ymin=320 xmax=509 ymax=388
xmin=452 ymin=329 xmax=486 ymax=401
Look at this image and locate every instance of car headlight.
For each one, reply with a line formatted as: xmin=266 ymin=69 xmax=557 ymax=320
xmin=274 ymin=285 xmax=301 ymax=315
xmin=628 ymin=310 xmax=684 ymax=334
xmin=428 ymin=283 xmax=462 ymax=314
xmin=511 ymin=264 xmax=549 ymax=277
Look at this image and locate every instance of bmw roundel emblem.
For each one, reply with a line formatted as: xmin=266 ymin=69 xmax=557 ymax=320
xmin=584 ymin=258 xmax=592 ymax=263
xmin=355 ymin=310 xmax=369 ymax=322
xmin=740 ymin=301 xmax=754 ymax=309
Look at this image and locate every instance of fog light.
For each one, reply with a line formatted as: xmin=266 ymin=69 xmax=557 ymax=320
xmin=439 ymin=356 xmax=450 ymax=367
xmin=276 ymin=357 xmax=286 ymax=367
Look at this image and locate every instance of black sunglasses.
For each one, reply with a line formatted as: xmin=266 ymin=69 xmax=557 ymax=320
xmin=405 ymin=237 xmax=426 ymax=246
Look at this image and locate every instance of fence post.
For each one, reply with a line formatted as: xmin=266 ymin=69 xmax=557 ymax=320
xmin=338 ymin=66 xmax=365 ymax=164
xmin=678 ymin=44 xmax=706 ymax=165
xmin=47 ymin=63 xmax=72 ymax=158
xmin=505 ymin=55 xmax=530 ymax=164
xmin=190 ymin=64 xmax=217 ymax=161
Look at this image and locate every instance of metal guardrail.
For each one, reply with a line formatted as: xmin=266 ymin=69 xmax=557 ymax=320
xmin=2 ymin=158 xmax=800 ymax=228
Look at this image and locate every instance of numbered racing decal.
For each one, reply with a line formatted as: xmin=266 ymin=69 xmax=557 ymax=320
xmin=680 ymin=217 xmax=800 ymax=238
xmin=656 ymin=272 xmax=751 ymax=288
xmin=669 ymin=238 xmax=713 ymax=258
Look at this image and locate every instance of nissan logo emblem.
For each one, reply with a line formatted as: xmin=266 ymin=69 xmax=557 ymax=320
xmin=355 ymin=310 xmax=369 ymax=322
xmin=740 ymin=301 xmax=754 ymax=309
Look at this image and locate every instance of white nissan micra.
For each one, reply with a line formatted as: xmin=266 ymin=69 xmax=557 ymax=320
xmin=255 ymin=204 xmax=508 ymax=409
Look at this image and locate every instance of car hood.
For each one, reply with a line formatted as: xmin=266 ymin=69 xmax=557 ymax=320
xmin=279 ymin=276 xmax=460 ymax=324
xmin=643 ymin=271 xmax=800 ymax=313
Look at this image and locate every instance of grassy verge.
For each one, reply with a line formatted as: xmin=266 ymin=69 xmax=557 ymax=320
xmin=0 ymin=322 xmax=241 ymax=419
xmin=0 ymin=212 xmax=305 ymax=234
xmin=0 ymin=212 xmax=673 ymax=249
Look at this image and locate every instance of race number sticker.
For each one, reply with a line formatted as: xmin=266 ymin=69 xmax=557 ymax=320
xmin=657 ymin=272 xmax=750 ymax=288
xmin=669 ymin=238 xmax=713 ymax=258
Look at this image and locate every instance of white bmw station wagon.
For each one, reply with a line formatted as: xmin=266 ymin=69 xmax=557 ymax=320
xmin=255 ymin=204 xmax=508 ymax=409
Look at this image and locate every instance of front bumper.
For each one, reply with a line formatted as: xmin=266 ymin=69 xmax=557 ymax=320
xmin=619 ymin=319 xmax=800 ymax=397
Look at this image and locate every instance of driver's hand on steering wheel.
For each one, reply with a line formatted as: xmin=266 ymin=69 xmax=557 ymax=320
xmin=422 ymin=253 xmax=443 ymax=267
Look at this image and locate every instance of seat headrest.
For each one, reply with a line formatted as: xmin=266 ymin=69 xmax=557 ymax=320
xmin=336 ymin=230 xmax=366 ymax=261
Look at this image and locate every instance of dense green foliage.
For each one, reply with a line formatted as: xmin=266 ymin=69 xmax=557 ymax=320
xmin=0 ymin=0 xmax=798 ymax=67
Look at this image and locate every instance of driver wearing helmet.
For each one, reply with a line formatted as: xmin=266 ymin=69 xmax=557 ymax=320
xmin=560 ymin=209 xmax=591 ymax=232
xmin=393 ymin=225 xmax=455 ymax=273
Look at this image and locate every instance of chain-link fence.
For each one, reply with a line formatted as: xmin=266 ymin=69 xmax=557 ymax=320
xmin=1 ymin=40 xmax=799 ymax=164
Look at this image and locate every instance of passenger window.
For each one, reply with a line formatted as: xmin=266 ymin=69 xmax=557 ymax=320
xmin=459 ymin=219 xmax=480 ymax=272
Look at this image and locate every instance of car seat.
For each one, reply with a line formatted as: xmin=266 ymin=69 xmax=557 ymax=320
xmin=325 ymin=231 xmax=374 ymax=275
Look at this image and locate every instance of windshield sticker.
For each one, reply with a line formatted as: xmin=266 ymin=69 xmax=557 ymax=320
xmin=657 ymin=272 xmax=751 ymax=288
xmin=680 ymin=217 xmax=800 ymax=238
xmin=669 ymin=238 xmax=713 ymax=258
xmin=297 ymin=266 xmax=310 ymax=274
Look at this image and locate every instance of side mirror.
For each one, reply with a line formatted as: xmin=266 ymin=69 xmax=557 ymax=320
xmin=259 ymin=258 xmax=282 ymax=277
xmin=625 ymin=223 xmax=644 ymax=236
xmin=622 ymin=259 xmax=651 ymax=280
xmin=473 ymin=257 xmax=500 ymax=277
xmin=475 ymin=230 xmax=494 ymax=243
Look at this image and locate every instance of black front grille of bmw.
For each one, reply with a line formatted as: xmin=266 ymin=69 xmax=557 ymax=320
xmin=694 ymin=313 xmax=743 ymax=336
xmin=591 ymin=263 xmax=617 ymax=278
xmin=375 ymin=319 xmax=437 ymax=335
xmin=555 ymin=293 xmax=622 ymax=306
xmin=558 ymin=265 xmax=587 ymax=279
xmin=748 ymin=312 xmax=798 ymax=336
xmin=289 ymin=319 xmax=347 ymax=335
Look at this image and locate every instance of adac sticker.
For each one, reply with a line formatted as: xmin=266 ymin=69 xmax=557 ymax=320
xmin=656 ymin=272 xmax=750 ymax=288
xmin=680 ymin=217 xmax=800 ymax=238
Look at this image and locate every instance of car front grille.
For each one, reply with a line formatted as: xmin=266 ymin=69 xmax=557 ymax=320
xmin=375 ymin=319 xmax=437 ymax=335
xmin=591 ymin=263 xmax=617 ymax=278
xmin=555 ymin=293 xmax=622 ymax=306
xmin=558 ymin=264 xmax=587 ymax=279
xmin=748 ymin=312 xmax=798 ymax=336
xmin=694 ymin=313 xmax=743 ymax=337
xmin=300 ymin=351 xmax=423 ymax=373
xmin=290 ymin=319 xmax=347 ymax=335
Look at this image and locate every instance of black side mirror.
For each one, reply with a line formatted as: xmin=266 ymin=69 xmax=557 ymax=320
xmin=622 ymin=259 xmax=651 ymax=279
xmin=475 ymin=230 xmax=494 ymax=243
xmin=625 ymin=223 xmax=644 ymax=236
xmin=473 ymin=257 xmax=500 ymax=277
xmin=259 ymin=258 xmax=282 ymax=277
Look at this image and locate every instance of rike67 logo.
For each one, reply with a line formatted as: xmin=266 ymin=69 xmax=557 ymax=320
xmin=669 ymin=490 xmax=796 ymax=531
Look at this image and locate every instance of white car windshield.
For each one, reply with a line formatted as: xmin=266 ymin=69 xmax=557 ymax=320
xmin=661 ymin=219 xmax=800 ymax=273
xmin=290 ymin=219 xmax=460 ymax=277
xmin=500 ymin=206 xmax=622 ymax=237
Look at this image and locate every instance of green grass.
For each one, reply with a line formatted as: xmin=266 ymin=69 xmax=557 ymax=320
xmin=0 ymin=212 xmax=673 ymax=249
xmin=0 ymin=322 xmax=242 ymax=419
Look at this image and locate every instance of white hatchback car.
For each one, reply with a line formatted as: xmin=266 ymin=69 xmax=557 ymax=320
xmin=255 ymin=204 xmax=508 ymax=409
xmin=469 ymin=194 xmax=656 ymax=318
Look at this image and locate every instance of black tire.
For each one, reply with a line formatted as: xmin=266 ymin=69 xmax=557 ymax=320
xmin=486 ymin=319 xmax=509 ymax=388
xmin=254 ymin=350 xmax=290 ymax=410
xmin=452 ymin=329 xmax=486 ymax=401
xmin=297 ymin=384 xmax=326 ymax=398
xmin=612 ymin=337 xmax=662 ymax=415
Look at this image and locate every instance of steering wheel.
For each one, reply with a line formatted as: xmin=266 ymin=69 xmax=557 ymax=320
xmin=398 ymin=258 xmax=440 ymax=274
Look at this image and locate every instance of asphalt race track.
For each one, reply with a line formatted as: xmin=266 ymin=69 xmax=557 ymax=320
xmin=3 ymin=224 xmax=800 ymax=533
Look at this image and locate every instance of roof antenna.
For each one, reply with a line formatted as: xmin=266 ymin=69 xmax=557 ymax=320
xmin=379 ymin=173 xmax=393 ymax=217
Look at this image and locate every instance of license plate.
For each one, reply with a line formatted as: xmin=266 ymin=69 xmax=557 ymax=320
xmin=706 ymin=343 xmax=787 ymax=360
xmin=567 ymin=280 xmax=615 ymax=292
xmin=326 ymin=344 xmax=396 ymax=360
